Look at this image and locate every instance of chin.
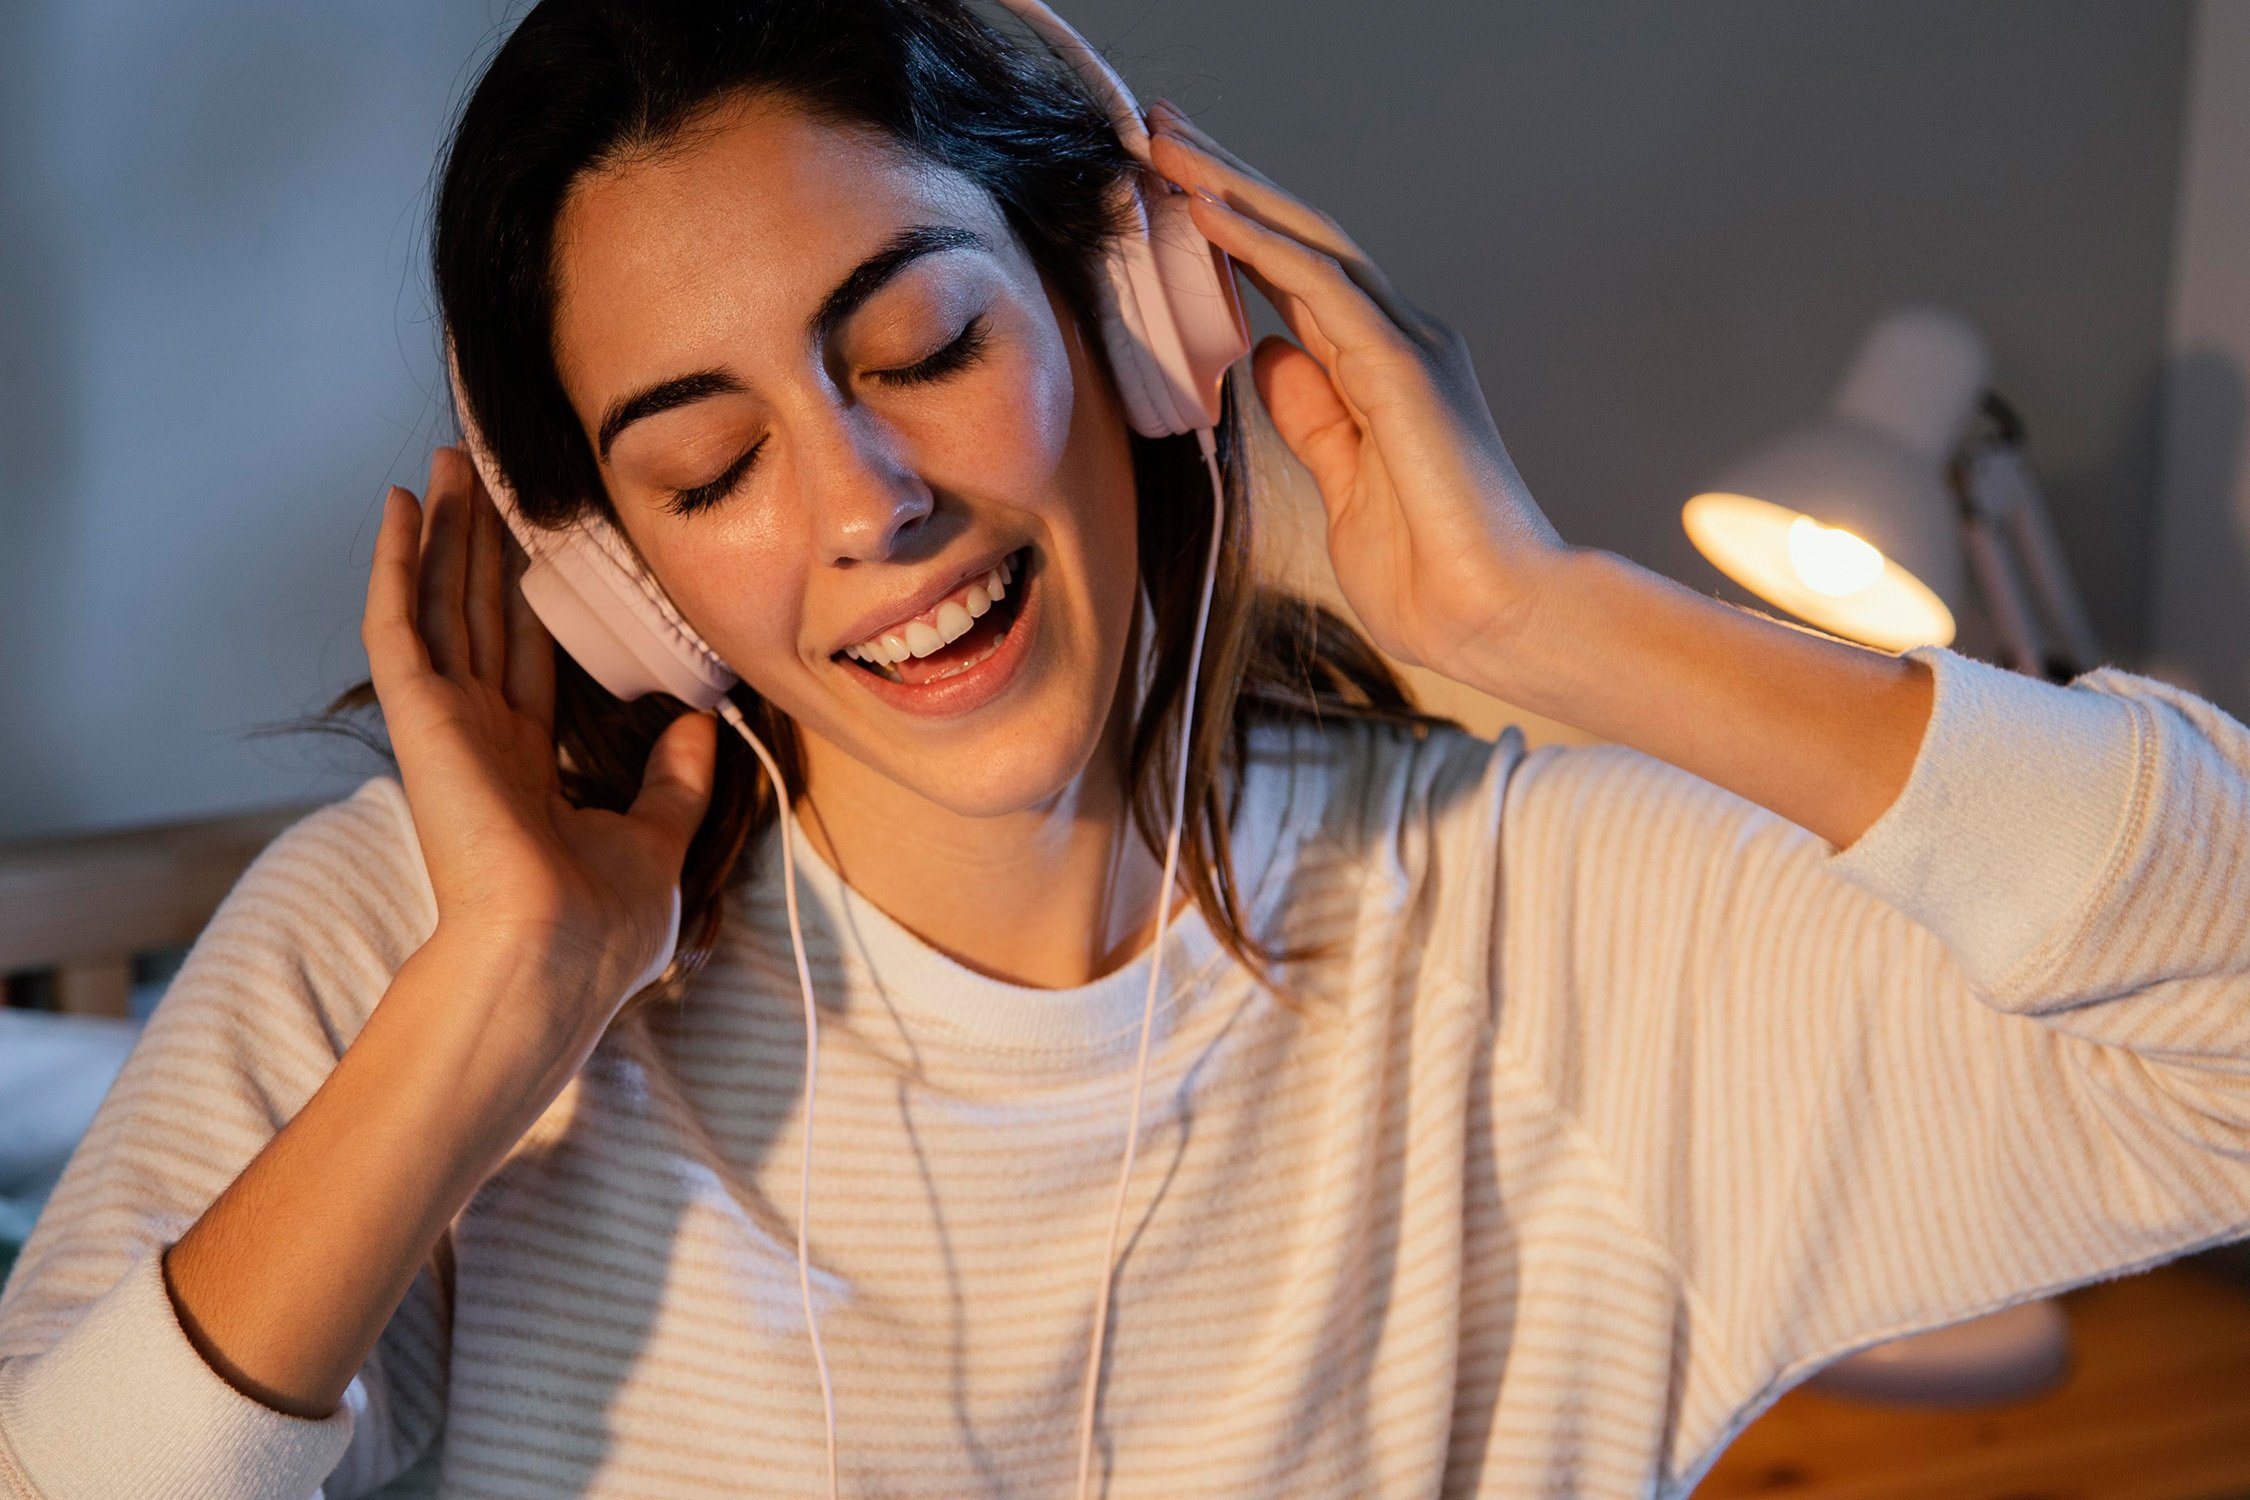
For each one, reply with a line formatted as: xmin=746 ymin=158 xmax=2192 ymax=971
xmin=891 ymin=710 xmax=1110 ymax=818
xmin=803 ymin=676 xmax=1118 ymax=821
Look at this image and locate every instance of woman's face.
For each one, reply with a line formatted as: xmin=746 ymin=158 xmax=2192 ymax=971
xmin=549 ymin=92 xmax=1139 ymax=818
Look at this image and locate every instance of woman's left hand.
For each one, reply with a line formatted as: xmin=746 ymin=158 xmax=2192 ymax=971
xmin=1147 ymin=103 xmax=1936 ymax=851
xmin=1147 ymin=101 xmax=1568 ymax=686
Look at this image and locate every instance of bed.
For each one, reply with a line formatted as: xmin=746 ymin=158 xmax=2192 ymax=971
xmin=0 ymin=802 xmax=308 ymax=1281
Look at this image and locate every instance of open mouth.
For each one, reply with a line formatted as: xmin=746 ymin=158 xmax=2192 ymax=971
xmin=833 ymin=548 xmax=1030 ymax=688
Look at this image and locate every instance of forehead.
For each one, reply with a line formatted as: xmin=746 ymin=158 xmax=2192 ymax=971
xmin=552 ymin=93 xmax=1009 ymax=378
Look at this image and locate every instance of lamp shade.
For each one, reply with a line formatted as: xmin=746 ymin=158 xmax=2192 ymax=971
xmin=1684 ymin=307 xmax=1989 ymax=651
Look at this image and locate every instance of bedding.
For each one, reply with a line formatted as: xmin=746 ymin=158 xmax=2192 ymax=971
xmin=0 ymin=1011 xmax=140 ymax=1287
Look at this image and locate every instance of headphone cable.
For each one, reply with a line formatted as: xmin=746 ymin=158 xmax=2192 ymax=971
xmin=711 ymin=423 xmax=1224 ymax=1500
xmin=1073 ymin=425 xmax=1225 ymax=1500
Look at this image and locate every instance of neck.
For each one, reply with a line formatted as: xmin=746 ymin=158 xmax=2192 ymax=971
xmin=792 ymin=705 xmax=1170 ymax=991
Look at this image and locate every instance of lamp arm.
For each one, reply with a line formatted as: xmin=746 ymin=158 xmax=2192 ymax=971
xmin=1959 ymin=506 xmax=2047 ymax=676
xmin=1957 ymin=408 xmax=2102 ymax=679
xmin=1995 ymin=452 xmax=2102 ymax=672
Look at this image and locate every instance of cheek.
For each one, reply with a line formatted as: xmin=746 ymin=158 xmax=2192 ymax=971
xmin=639 ymin=525 xmax=808 ymax=695
xmin=918 ymin=306 xmax=1079 ymax=498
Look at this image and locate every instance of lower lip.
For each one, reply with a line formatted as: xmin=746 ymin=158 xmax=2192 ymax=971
xmin=834 ymin=558 xmax=1040 ymax=718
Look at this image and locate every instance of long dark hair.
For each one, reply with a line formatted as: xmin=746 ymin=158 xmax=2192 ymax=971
xmin=330 ymin=0 xmax=1438 ymax=1002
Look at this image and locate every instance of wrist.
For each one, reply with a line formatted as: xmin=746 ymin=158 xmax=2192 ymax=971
xmin=1436 ymin=543 xmax=1610 ymax=716
xmin=387 ymin=920 xmax=630 ymax=1109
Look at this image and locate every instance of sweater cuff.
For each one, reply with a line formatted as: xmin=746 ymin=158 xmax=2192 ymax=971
xmin=0 ymin=1250 xmax=352 ymax=1500
xmin=1828 ymin=646 xmax=2143 ymax=992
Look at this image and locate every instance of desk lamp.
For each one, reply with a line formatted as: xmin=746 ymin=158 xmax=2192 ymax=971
xmin=1685 ymin=306 xmax=2100 ymax=678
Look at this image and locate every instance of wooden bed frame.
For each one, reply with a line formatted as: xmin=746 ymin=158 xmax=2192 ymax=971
xmin=0 ymin=803 xmax=313 ymax=1017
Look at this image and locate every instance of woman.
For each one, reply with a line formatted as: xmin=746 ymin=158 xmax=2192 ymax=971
xmin=2 ymin=1 xmax=2245 ymax=1496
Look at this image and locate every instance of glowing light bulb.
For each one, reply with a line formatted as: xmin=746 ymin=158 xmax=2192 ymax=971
xmin=1785 ymin=515 xmax=1885 ymax=597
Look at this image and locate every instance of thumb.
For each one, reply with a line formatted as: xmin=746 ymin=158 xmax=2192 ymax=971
xmin=628 ymin=708 xmax=719 ymax=860
xmin=1253 ymin=334 xmax=1362 ymax=506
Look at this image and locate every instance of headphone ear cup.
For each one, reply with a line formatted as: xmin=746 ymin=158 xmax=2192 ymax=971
xmin=1147 ymin=188 xmax=1254 ymax=421
xmin=1097 ymin=235 xmax=1184 ymax=438
xmin=990 ymin=0 xmax=1249 ymax=435
xmin=514 ymin=520 xmax=738 ymax=709
xmin=1097 ymin=182 xmax=1252 ymax=438
xmin=445 ymin=349 xmax=737 ymax=707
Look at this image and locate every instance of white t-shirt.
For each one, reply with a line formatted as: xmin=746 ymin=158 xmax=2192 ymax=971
xmin=3 ymin=647 xmax=2248 ymax=1499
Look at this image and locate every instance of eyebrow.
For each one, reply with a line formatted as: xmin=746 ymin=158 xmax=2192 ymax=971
xmin=594 ymin=222 xmax=989 ymax=462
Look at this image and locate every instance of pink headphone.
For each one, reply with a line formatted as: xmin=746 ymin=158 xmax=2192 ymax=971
xmin=446 ymin=6 xmax=1248 ymax=1495
xmin=452 ymin=0 xmax=1249 ymax=710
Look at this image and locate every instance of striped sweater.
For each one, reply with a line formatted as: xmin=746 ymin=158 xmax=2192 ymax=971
xmin=3 ymin=646 xmax=2248 ymax=1499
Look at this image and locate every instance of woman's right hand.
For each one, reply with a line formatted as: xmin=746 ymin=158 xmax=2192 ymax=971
xmin=363 ymin=446 xmax=718 ymax=1033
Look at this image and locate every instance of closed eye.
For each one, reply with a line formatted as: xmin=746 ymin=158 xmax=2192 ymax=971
xmin=869 ymin=313 xmax=989 ymax=388
xmin=664 ymin=438 xmax=765 ymax=518
xmin=662 ymin=315 xmax=989 ymax=518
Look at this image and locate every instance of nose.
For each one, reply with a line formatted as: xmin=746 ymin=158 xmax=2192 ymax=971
xmin=792 ymin=399 xmax=935 ymax=567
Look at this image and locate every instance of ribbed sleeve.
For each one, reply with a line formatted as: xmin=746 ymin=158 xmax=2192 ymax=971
xmin=1489 ymin=649 xmax=2250 ymax=1490
xmin=0 ymin=780 xmax=448 ymax=1500
xmin=0 ymin=1251 xmax=348 ymax=1499
xmin=1829 ymin=645 xmax=2144 ymax=988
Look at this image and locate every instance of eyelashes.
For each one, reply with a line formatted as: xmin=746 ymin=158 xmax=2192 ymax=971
xmin=664 ymin=439 xmax=765 ymax=518
xmin=662 ymin=313 xmax=992 ymax=518
xmin=869 ymin=311 xmax=990 ymax=388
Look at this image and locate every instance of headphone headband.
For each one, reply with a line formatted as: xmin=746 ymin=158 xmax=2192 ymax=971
xmin=444 ymin=0 xmax=1246 ymax=707
xmin=989 ymin=0 xmax=1152 ymax=161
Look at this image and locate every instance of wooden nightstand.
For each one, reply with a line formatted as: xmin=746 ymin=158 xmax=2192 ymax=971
xmin=1693 ymin=1256 xmax=2250 ymax=1499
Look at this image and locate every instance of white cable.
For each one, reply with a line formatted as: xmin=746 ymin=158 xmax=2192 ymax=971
xmin=714 ymin=425 xmax=1222 ymax=1500
xmin=1073 ymin=426 xmax=1226 ymax=1500
xmin=712 ymin=696 xmax=842 ymax=1500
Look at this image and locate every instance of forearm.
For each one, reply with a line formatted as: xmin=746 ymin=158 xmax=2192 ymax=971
xmin=1463 ymin=547 xmax=1934 ymax=849
xmin=161 ymin=924 xmax=603 ymax=1420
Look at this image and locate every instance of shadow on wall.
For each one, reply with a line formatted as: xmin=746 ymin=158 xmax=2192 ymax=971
xmin=2147 ymin=348 xmax=2249 ymax=718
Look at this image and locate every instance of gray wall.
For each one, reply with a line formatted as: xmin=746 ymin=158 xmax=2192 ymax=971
xmin=0 ymin=1 xmax=2197 ymax=839
xmin=0 ymin=2 xmax=500 ymax=840
xmin=1077 ymin=0 xmax=2191 ymax=654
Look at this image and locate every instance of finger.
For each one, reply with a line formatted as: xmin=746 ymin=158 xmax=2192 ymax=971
xmin=417 ymin=447 xmax=473 ymax=678
xmin=629 ymin=709 xmax=718 ymax=859
xmin=1146 ymin=100 xmax=1281 ymax=185
xmin=458 ymin=448 xmax=507 ymax=688
xmin=499 ymin=522 xmax=557 ymax=732
xmin=1183 ymin=188 xmax=1427 ymax=403
xmin=1222 ymin=234 xmax=1375 ymax=436
xmin=1252 ymin=336 xmax=1363 ymax=503
xmin=363 ymin=486 xmax=434 ymax=697
xmin=1147 ymin=104 xmax=1425 ymax=338
xmin=1232 ymin=255 xmax=1348 ymax=384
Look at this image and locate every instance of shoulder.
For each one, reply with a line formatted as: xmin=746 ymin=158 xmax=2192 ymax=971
xmin=1239 ymin=713 xmax=1519 ymax=857
xmin=218 ymin=775 xmax=431 ymax=942
xmin=163 ymin=775 xmax=435 ymax=1049
xmin=1233 ymin=713 xmax=1526 ymax=959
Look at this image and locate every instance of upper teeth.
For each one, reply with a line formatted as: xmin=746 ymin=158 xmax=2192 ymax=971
xmin=846 ymin=556 xmax=1014 ymax=665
